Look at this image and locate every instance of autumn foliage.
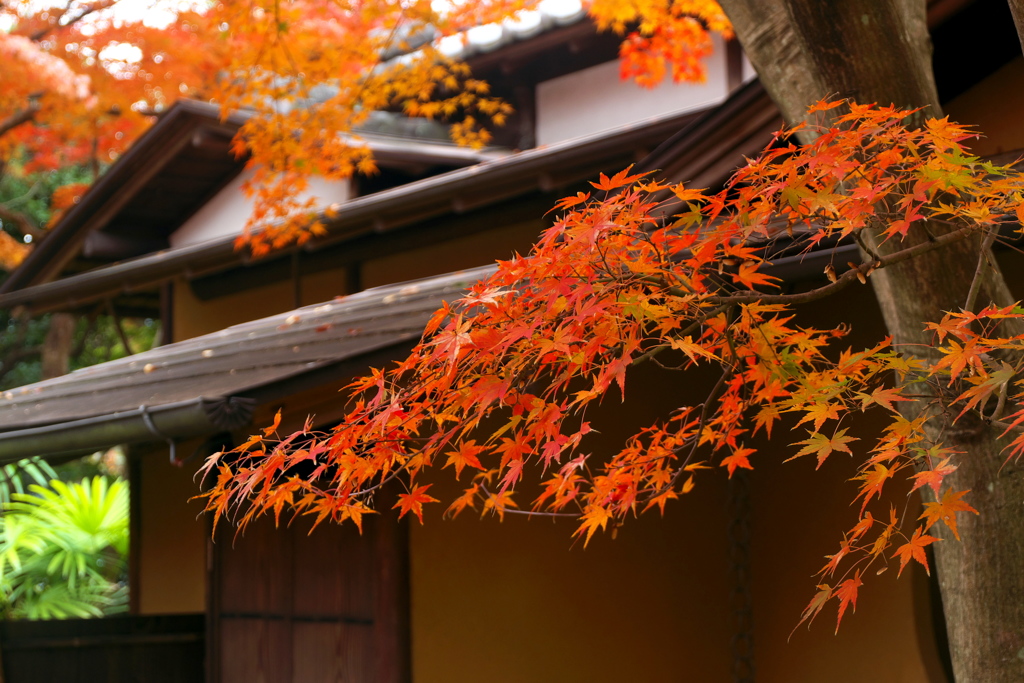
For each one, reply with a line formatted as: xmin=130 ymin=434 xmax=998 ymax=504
xmin=0 ymin=0 xmax=733 ymax=267
xmin=201 ymin=101 xmax=1024 ymax=631
xmin=210 ymin=0 xmax=732 ymax=253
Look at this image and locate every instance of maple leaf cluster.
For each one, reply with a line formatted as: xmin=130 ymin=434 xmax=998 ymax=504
xmin=0 ymin=0 xmax=731 ymax=264
xmin=0 ymin=1 xmax=223 ymax=166
xmin=597 ymin=0 xmax=732 ymax=87
xmin=202 ymin=101 xmax=1024 ymax=631
xmin=217 ymin=0 xmax=732 ymax=254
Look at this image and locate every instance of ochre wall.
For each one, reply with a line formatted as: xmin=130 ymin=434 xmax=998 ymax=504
xmin=406 ymin=295 xmax=948 ymax=682
xmin=360 ymin=220 xmax=545 ymax=289
xmin=134 ymin=448 xmax=208 ymax=614
xmin=172 ymin=220 xmax=544 ymax=342
xmin=172 ymin=267 xmax=350 ymax=342
xmin=408 ymin=362 xmax=734 ymax=682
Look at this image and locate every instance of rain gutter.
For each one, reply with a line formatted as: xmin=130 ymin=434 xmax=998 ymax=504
xmin=0 ymin=395 xmax=255 ymax=464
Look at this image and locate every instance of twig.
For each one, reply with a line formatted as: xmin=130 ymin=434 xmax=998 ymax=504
xmin=711 ymin=221 xmax=977 ymax=306
xmin=963 ymin=226 xmax=999 ymax=314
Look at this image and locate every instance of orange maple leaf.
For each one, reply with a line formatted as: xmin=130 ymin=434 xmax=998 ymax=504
xmin=893 ymin=527 xmax=939 ymax=576
xmin=574 ymin=504 xmax=612 ymax=546
xmin=393 ymin=485 xmax=439 ymax=524
xmin=861 ymin=386 xmax=910 ymax=413
xmin=793 ymin=584 xmax=832 ymax=635
xmin=835 ymin=572 xmax=863 ymax=632
xmin=262 ymin=409 xmax=283 ymax=437
xmin=589 ymin=165 xmax=650 ymax=192
xmin=789 ymin=429 xmax=858 ymax=469
xmin=444 ymin=440 xmax=486 ymax=480
xmin=721 ymin=446 xmax=755 ymax=477
xmin=445 ymin=485 xmax=480 ymax=518
xmin=910 ymin=458 xmax=958 ymax=497
xmin=797 ymin=402 xmax=844 ymax=431
xmin=482 ymin=491 xmax=518 ymax=521
xmin=920 ymin=488 xmax=979 ymax=541
xmin=856 ymin=463 xmax=895 ymax=513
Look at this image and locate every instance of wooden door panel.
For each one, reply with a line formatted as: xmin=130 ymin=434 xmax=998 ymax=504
xmin=291 ymin=519 xmax=375 ymax=620
xmin=211 ymin=507 xmax=409 ymax=683
xmin=292 ymin=622 xmax=374 ymax=683
xmin=219 ymin=618 xmax=291 ymax=683
xmin=218 ymin=518 xmax=291 ymax=615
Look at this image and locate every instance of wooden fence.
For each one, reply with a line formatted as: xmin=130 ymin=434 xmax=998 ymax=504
xmin=0 ymin=613 xmax=204 ymax=683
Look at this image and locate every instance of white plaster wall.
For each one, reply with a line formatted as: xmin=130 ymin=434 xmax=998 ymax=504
xmin=170 ymin=168 xmax=351 ymax=248
xmin=535 ymin=35 xmax=730 ymax=146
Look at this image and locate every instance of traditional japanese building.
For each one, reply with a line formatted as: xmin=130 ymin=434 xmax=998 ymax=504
xmin=1 ymin=1 xmax=1018 ymax=680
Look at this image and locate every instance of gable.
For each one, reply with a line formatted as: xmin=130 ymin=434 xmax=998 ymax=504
xmin=536 ymin=35 xmax=732 ymax=146
xmin=169 ymin=169 xmax=352 ymax=249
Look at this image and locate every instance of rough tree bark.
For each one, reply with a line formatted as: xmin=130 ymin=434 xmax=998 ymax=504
xmin=720 ymin=1 xmax=1024 ymax=680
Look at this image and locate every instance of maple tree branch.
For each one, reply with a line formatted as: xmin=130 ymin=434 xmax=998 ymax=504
xmin=631 ymin=304 xmax=732 ymax=367
xmin=852 ymin=229 xmax=883 ymax=262
xmin=666 ymin=364 xmax=735 ymax=492
xmin=989 ymin=418 xmax=1024 ymax=435
xmin=711 ymin=222 xmax=979 ymax=307
xmin=0 ymin=101 xmax=41 ymax=139
xmin=0 ymin=203 xmax=44 ymax=240
xmin=30 ymin=0 xmax=118 ymax=40
xmin=477 ymin=482 xmax=575 ymax=518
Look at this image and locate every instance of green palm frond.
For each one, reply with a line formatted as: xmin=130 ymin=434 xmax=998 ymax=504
xmin=0 ymin=476 xmax=129 ymax=620
xmin=0 ymin=457 xmax=58 ymax=506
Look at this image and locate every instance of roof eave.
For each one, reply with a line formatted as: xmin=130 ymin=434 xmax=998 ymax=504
xmin=0 ymin=104 xmax=714 ymax=313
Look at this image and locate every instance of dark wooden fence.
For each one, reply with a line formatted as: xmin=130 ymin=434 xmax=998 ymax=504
xmin=0 ymin=613 xmax=204 ymax=683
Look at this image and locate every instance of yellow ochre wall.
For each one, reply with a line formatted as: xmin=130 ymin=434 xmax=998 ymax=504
xmin=171 ymin=267 xmax=351 ymax=342
xmin=142 ymin=214 xmax=954 ymax=679
xmin=134 ymin=445 xmax=208 ymax=614
xmin=406 ymin=293 xmax=947 ymax=682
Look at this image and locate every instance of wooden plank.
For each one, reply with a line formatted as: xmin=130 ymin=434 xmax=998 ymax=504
xmin=128 ymin=452 xmax=141 ymax=615
xmin=291 ymin=518 xmax=375 ymax=620
xmin=374 ymin=493 xmax=411 ymax=683
xmin=218 ymin=518 xmax=290 ymax=615
xmin=292 ymin=622 xmax=374 ymax=683
xmin=218 ymin=618 xmax=290 ymax=683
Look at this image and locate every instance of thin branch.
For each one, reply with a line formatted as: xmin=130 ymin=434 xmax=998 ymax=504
xmin=30 ymin=0 xmax=119 ymax=41
xmin=853 ymin=229 xmax=883 ymax=262
xmin=104 ymin=300 xmax=134 ymax=356
xmin=668 ymin=365 xmax=735 ymax=490
xmin=963 ymin=226 xmax=999 ymax=314
xmin=710 ymin=222 xmax=978 ymax=306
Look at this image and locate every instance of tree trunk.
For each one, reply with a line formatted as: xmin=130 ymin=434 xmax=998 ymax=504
xmin=1009 ymin=0 xmax=1024 ymax=54
xmin=41 ymin=313 xmax=75 ymax=380
xmin=720 ymin=0 xmax=1024 ymax=680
